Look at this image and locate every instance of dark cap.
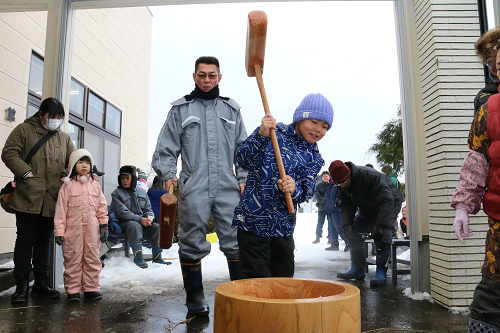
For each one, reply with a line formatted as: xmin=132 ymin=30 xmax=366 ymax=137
xmin=328 ymin=160 xmax=351 ymax=184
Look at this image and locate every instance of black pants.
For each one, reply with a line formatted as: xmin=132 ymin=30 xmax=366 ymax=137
xmin=469 ymin=275 xmax=500 ymax=328
xmin=14 ymin=211 xmax=54 ymax=275
xmin=237 ymin=228 xmax=294 ymax=279
xmin=349 ymin=215 xmax=392 ymax=252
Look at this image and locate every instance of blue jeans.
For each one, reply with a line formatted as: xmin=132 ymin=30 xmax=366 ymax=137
xmin=315 ymin=210 xmax=327 ymax=238
xmin=327 ymin=211 xmax=348 ymax=246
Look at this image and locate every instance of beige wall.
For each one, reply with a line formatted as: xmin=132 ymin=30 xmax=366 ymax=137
xmin=0 ymin=7 xmax=152 ymax=254
xmin=405 ymin=0 xmax=486 ymax=308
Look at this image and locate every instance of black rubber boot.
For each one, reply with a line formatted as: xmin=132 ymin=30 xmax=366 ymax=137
xmin=180 ymin=258 xmax=209 ymax=317
xmin=337 ymin=246 xmax=366 ymax=280
xmin=84 ymin=291 xmax=103 ymax=300
xmin=66 ymin=293 xmax=81 ymax=302
xmin=31 ymin=271 xmax=60 ymax=299
xmin=11 ymin=272 xmax=29 ymax=304
xmin=227 ymin=259 xmax=240 ymax=281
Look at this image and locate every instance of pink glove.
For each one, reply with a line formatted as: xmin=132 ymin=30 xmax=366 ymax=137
xmin=453 ymin=206 xmax=474 ymax=244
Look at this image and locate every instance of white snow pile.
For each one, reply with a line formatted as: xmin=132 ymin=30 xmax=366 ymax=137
xmin=0 ymin=261 xmax=14 ymax=269
xmin=99 ymin=213 xmax=348 ymax=299
xmin=397 ymin=248 xmax=411 ymax=261
xmin=0 ymin=213 xmax=415 ymax=301
xmin=450 ymin=307 xmax=470 ymax=316
xmin=403 ymin=287 xmax=433 ymax=302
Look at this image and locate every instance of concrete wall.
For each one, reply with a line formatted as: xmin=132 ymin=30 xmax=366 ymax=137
xmin=0 ymin=7 xmax=152 ymax=254
xmin=406 ymin=0 xmax=486 ymax=308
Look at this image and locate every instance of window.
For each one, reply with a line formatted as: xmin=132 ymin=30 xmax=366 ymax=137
xmin=27 ymin=51 xmax=122 ymax=201
xmin=27 ymin=104 xmax=38 ymax=118
xmin=106 ymin=103 xmax=122 ymax=136
xmin=69 ymin=79 xmax=85 ymax=118
xmin=28 ymin=53 xmax=44 ymax=96
xmin=84 ymin=130 xmax=120 ymax=203
xmin=88 ymin=92 xmax=105 ymax=127
xmin=87 ymin=91 xmax=122 ymax=136
xmin=103 ymin=140 xmax=120 ymax=202
xmin=68 ymin=123 xmax=83 ymax=149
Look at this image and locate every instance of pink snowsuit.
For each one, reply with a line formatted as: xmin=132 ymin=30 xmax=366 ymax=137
xmin=54 ymin=175 xmax=108 ymax=294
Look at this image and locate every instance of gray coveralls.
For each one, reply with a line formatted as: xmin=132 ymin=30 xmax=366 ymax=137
xmin=110 ymin=187 xmax=159 ymax=247
xmin=152 ymin=96 xmax=248 ymax=260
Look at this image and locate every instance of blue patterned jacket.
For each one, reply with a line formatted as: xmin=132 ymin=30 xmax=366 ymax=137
xmin=232 ymin=123 xmax=324 ymax=237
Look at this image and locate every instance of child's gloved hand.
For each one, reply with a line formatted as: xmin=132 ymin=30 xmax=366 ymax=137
xmin=258 ymin=114 xmax=276 ymax=137
xmin=454 ymin=206 xmax=474 ymax=244
xmin=278 ymin=175 xmax=295 ymax=194
xmin=55 ymin=236 xmax=64 ymax=246
xmin=99 ymin=224 xmax=109 ymax=243
xmin=109 ymin=222 xmax=121 ymax=235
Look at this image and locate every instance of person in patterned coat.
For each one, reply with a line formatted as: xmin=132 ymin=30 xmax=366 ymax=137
xmin=233 ymin=93 xmax=333 ymax=279
xmin=451 ymin=50 xmax=500 ymax=332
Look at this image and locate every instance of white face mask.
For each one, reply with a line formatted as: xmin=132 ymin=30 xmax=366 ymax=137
xmin=42 ymin=118 xmax=63 ymax=131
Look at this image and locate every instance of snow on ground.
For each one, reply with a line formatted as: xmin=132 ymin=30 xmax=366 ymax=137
xmin=0 ymin=213 xmax=414 ymax=300
xmin=99 ymin=213 xmax=351 ymax=299
xmin=450 ymin=307 xmax=470 ymax=316
xmin=403 ymin=287 xmax=433 ymax=302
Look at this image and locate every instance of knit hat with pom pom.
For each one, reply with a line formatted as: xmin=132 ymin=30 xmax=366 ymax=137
xmin=64 ymin=149 xmax=94 ymax=184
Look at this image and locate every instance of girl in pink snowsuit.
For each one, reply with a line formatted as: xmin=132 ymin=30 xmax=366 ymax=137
xmin=54 ymin=149 xmax=108 ymax=302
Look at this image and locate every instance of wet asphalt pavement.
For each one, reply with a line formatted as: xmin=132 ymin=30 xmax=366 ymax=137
xmin=0 ymin=252 xmax=469 ymax=333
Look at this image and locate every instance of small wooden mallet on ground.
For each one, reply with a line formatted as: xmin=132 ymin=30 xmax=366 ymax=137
xmin=245 ymin=10 xmax=295 ymax=215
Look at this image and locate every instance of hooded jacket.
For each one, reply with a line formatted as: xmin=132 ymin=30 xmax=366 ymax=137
xmin=54 ymin=174 xmax=108 ymax=237
xmin=1 ymin=115 xmax=74 ymax=216
xmin=232 ymin=123 xmax=323 ymax=237
xmin=337 ymin=162 xmax=395 ymax=228
xmin=111 ymin=166 xmax=154 ymax=225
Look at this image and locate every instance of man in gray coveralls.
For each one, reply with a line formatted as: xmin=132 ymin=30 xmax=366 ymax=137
xmin=152 ymin=56 xmax=247 ymax=317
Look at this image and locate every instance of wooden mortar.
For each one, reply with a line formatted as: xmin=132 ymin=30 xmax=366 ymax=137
xmin=214 ymin=278 xmax=360 ymax=333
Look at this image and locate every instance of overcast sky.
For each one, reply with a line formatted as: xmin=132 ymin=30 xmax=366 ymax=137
xmin=147 ymin=1 xmax=401 ymax=174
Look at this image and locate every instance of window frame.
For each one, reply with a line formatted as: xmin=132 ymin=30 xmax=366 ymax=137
xmin=27 ymin=51 xmax=44 ymax=98
xmin=105 ymin=101 xmax=122 ymax=137
xmin=68 ymin=77 xmax=87 ymax=120
xmin=85 ymin=89 xmax=122 ymax=138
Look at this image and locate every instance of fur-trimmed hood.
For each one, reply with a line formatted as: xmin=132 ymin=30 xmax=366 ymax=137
xmin=118 ymin=165 xmax=137 ymax=190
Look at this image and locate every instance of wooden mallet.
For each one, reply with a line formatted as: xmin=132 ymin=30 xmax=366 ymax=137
xmin=245 ymin=10 xmax=295 ymax=215
xmin=158 ymin=184 xmax=177 ymax=249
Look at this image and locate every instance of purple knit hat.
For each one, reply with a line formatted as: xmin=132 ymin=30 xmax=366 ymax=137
xmin=292 ymin=93 xmax=334 ymax=130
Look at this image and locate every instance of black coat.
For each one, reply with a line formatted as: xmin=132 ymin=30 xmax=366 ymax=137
xmin=314 ymin=181 xmax=330 ymax=211
xmin=337 ymin=162 xmax=398 ymax=228
xmin=474 ymin=76 xmax=499 ymax=114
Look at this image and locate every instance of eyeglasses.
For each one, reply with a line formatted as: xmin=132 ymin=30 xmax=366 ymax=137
xmin=335 ymin=179 xmax=349 ymax=186
xmin=195 ymin=72 xmax=219 ymax=79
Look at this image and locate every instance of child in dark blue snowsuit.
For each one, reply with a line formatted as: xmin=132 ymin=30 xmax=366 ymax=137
xmin=233 ymin=93 xmax=334 ymax=279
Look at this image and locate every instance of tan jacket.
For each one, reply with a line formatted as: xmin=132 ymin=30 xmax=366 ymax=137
xmin=1 ymin=115 xmax=75 ymax=216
